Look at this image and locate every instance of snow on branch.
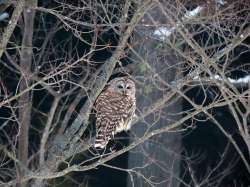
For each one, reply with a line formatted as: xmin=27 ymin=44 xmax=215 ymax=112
xmin=153 ymin=6 xmax=203 ymax=40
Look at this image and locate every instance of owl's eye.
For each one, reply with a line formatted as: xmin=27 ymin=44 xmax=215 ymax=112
xmin=127 ymin=86 xmax=131 ymax=89
xmin=117 ymin=85 xmax=123 ymax=89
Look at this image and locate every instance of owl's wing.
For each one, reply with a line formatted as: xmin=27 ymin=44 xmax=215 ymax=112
xmin=123 ymin=102 xmax=136 ymax=131
xmin=94 ymin=115 xmax=121 ymax=148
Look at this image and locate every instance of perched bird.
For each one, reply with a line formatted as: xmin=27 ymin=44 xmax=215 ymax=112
xmin=94 ymin=77 xmax=136 ymax=149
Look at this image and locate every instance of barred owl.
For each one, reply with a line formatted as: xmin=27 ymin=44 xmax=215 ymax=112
xmin=94 ymin=77 xmax=136 ymax=148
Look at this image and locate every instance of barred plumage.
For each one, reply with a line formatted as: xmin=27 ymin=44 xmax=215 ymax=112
xmin=94 ymin=77 xmax=136 ymax=148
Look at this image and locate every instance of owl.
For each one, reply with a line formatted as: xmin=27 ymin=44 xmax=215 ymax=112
xmin=94 ymin=77 xmax=136 ymax=148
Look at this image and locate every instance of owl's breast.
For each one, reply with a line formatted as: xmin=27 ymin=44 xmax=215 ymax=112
xmin=96 ymin=91 xmax=131 ymax=106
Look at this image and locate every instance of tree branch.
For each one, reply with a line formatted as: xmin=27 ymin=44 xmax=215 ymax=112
xmin=0 ymin=0 xmax=25 ymax=59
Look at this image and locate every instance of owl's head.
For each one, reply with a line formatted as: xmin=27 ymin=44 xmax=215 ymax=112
xmin=107 ymin=77 xmax=135 ymax=97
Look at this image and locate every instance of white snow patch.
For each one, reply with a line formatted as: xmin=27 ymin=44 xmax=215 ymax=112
xmin=216 ymin=0 xmax=227 ymax=5
xmin=191 ymin=73 xmax=250 ymax=84
xmin=0 ymin=12 xmax=9 ymax=21
xmin=228 ymin=75 xmax=250 ymax=84
xmin=213 ymin=75 xmax=222 ymax=80
xmin=193 ymin=75 xmax=199 ymax=80
xmin=153 ymin=6 xmax=203 ymax=40
xmin=184 ymin=6 xmax=203 ymax=19
xmin=153 ymin=27 xmax=175 ymax=39
xmin=211 ymin=74 xmax=250 ymax=84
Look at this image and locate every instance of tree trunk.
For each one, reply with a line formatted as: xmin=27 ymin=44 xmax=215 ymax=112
xmin=127 ymin=6 xmax=182 ymax=187
xmin=17 ymin=1 xmax=36 ymax=186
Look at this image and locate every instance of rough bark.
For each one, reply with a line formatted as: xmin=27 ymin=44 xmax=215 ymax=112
xmin=17 ymin=1 xmax=37 ymax=187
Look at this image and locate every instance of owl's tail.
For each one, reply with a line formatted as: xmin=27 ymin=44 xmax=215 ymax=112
xmin=94 ymin=134 xmax=108 ymax=149
xmin=95 ymin=119 xmax=115 ymax=149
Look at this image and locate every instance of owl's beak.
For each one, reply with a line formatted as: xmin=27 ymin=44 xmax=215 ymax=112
xmin=123 ymin=89 xmax=127 ymax=95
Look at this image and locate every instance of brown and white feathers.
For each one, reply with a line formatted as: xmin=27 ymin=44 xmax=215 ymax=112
xmin=94 ymin=77 xmax=136 ymax=148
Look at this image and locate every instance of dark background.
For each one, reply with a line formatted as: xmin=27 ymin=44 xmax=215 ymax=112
xmin=0 ymin=0 xmax=250 ymax=186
